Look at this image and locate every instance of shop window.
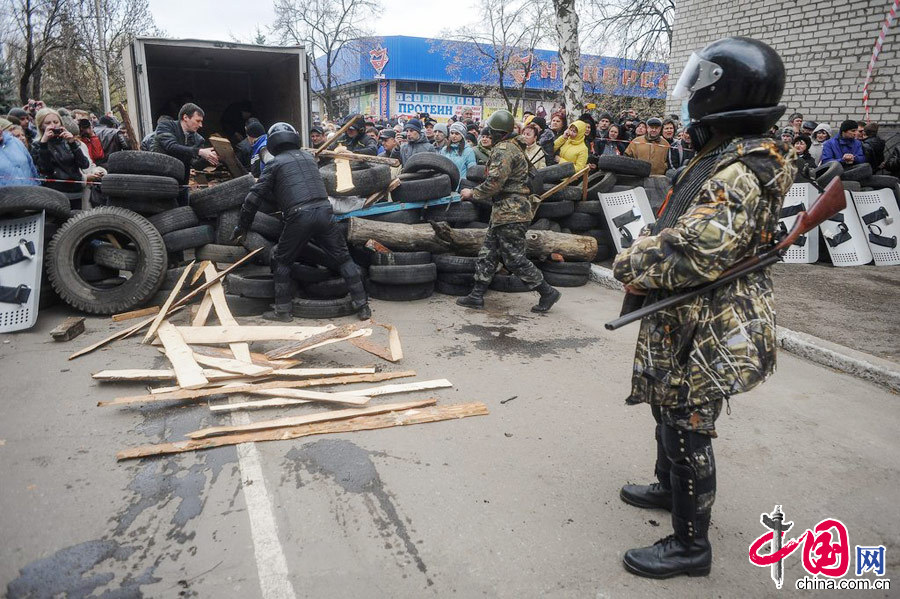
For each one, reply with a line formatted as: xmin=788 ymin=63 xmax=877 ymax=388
xmin=396 ymin=81 xmax=417 ymax=92
xmin=417 ymin=82 xmax=439 ymax=93
xmin=439 ymin=84 xmax=462 ymax=95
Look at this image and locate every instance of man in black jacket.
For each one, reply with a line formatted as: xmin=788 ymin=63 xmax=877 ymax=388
xmin=341 ymin=116 xmax=377 ymax=155
xmin=232 ymin=122 xmax=370 ymax=322
xmin=152 ymin=103 xmax=219 ymax=204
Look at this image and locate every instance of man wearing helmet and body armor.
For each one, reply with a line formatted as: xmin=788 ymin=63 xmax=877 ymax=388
xmin=232 ymin=122 xmax=371 ymax=322
xmin=458 ymin=110 xmax=561 ymax=313
xmin=610 ymin=38 xmax=797 ymax=579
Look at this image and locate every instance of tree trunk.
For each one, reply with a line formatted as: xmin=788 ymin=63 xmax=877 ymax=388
xmin=347 ymin=218 xmax=598 ymax=262
xmin=553 ymin=0 xmax=583 ymax=119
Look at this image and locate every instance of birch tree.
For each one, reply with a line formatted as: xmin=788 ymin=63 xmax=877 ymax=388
xmin=584 ymin=0 xmax=675 ymax=65
xmin=553 ymin=0 xmax=583 ymax=118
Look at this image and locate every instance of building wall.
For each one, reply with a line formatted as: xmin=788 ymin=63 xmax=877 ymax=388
xmin=666 ymin=0 xmax=900 ymax=127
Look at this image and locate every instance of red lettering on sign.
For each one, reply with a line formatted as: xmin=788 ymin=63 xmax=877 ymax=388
xmin=640 ymin=71 xmax=656 ymax=88
xmin=602 ymin=67 xmax=618 ymax=86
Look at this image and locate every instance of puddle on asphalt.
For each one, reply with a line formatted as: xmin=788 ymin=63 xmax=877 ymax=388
xmin=453 ymin=323 xmax=601 ymax=359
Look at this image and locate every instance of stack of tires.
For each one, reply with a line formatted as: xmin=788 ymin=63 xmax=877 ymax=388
xmin=367 ymin=251 xmax=436 ymax=301
xmin=362 ymin=154 xmax=461 ymax=226
xmin=188 ymin=174 xmax=268 ymax=263
xmin=102 ymin=151 xmax=184 ymax=215
xmin=433 ymin=254 xmax=477 ymax=296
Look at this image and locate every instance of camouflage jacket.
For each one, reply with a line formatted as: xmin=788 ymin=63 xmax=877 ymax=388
xmin=612 ymin=137 xmax=796 ymax=408
xmin=473 ymin=136 xmax=532 ymax=226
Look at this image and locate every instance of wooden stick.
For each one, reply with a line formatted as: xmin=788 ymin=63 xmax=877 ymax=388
xmin=114 ymin=102 xmax=140 ymax=151
xmin=582 ymin=167 xmax=590 ymax=202
xmin=265 ymin=323 xmax=364 ymax=359
xmin=100 ymin=370 xmax=417 ymax=406
xmin=116 ymin=402 xmax=489 ymax=460
xmin=211 ymin=389 xmax=371 ymax=411
xmin=191 ymin=346 xmax=300 ymax=369
xmin=313 ymin=115 xmax=361 ymax=156
xmin=112 ymin=306 xmax=159 ymax=322
xmin=192 ymin=353 xmax=272 ymax=376
xmin=311 ymin=149 xmax=400 ymax=167
xmin=539 ymin=166 xmax=591 ymax=200
xmin=93 ymin=368 xmax=246 ymax=382
xmin=192 ymin=291 xmax=214 ymax=327
xmin=143 ymin=261 xmax=195 ymax=343
xmin=173 ymin=324 xmax=334 ymax=345
xmin=157 ymin=321 xmax=208 ymax=389
xmin=189 ymin=399 xmax=436 ymax=439
xmin=200 ymin=263 xmax=252 ymax=362
xmin=351 ymin=379 xmax=452 ymax=397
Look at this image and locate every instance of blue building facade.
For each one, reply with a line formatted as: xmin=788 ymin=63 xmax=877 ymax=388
xmin=314 ymin=36 xmax=668 ymax=121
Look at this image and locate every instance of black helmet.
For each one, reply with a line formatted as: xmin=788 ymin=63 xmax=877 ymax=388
xmin=267 ymin=122 xmax=300 ymax=155
xmin=673 ymin=36 xmax=786 ymax=134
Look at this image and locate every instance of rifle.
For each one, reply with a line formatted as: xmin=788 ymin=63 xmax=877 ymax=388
xmin=605 ymin=177 xmax=846 ymax=331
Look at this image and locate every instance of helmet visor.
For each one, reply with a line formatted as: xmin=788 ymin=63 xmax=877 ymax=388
xmin=672 ymin=53 xmax=724 ymax=100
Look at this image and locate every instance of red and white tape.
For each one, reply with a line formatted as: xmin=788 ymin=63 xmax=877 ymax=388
xmin=863 ymin=0 xmax=900 ymax=122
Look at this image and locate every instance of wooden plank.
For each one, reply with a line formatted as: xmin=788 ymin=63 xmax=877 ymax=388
xmin=350 ymin=322 xmax=403 ymax=362
xmin=265 ymin=323 xmax=365 ymax=359
xmin=100 ymin=370 xmax=417 ymax=406
xmin=352 ymin=379 xmax=452 ymax=397
xmin=157 ymin=321 xmax=208 ymax=389
xmin=334 ymin=145 xmax=354 ymax=194
xmin=174 ymin=325 xmax=334 ymax=345
xmin=138 ymin=366 xmax=377 ymax=387
xmin=209 ymin=135 xmax=247 ymax=178
xmin=539 ymin=166 xmax=591 ymax=201
xmin=188 ymin=398 xmax=437 ymax=439
xmin=143 ymin=261 xmax=194 ymax=343
xmin=190 ymin=345 xmax=300 ymax=369
xmin=192 ymin=352 xmax=272 ymax=376
xmin=111 ymin=306 xmax=159 ymax=322
xmin=201 ymin=263 xmax=252 ymax=363
xmin=192 ymin=290 xmax=214 ymax=327
xmin=50 ymin=317 xmax=85 ymax=341
xmin=93 ymin=368 xmax=243 ymax=382
xmin=191 ymin=261 xmax=211 ymax=284
xmin=117 ymin=402 xmax=489 ymax=460
xmin=210 ymin=389 xmax=370 ymax=411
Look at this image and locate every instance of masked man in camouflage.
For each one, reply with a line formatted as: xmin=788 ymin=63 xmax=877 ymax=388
xmin=611 ymin=37 xmax=797 ymax=578
xmin=458 ymin=110 xmax=561 ymax=313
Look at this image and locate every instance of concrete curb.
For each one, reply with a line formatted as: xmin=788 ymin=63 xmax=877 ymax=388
xmin=589 ymin=264 xmax=900 ymax=393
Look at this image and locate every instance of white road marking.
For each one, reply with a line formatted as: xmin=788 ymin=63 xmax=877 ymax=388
xmin=233 ymin=411 xmax=297 ymax=599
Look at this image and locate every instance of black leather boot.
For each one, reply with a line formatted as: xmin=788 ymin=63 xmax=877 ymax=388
xmin=531 ymin=281 xmax=561 ymax=313
xmin=357 ymin=303 xmax=371 ymax=320
xmin=263 ymin=302 xmax=293 ymax=322
xmin=621 ymin=422 xmax=672 ymax=510
xmin=456 ymin=283 xmax=488 ymax=309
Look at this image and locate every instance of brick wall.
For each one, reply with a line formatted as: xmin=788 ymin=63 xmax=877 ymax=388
xmin=666 ymin=0 xmax=900 ymax=130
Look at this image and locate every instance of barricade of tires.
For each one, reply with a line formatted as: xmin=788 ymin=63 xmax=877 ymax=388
xmin=367 ymin=251 xmax=436 ymax=301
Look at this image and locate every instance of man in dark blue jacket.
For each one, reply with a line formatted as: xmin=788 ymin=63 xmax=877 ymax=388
xmin=152 ymin=103 xmax=219 ymax=204
xmin=820 ymin=119 xmax=866 ymax=166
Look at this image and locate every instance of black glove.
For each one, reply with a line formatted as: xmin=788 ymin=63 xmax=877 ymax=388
xmin=230 ymin=226 xmax=247 ymax=244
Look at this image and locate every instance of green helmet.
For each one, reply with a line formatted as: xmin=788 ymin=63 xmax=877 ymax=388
xmin=486 ymin=109 xmax=515 ymax=134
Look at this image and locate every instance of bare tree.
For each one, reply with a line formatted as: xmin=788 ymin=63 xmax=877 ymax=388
xmin=584 ymin=0 xmax=675 ymax=66
xmin=553 ymin=0 xmax=583 ymax=118
xmin=435 ymin=0 xmax=550 ymax=115
xmin=273 ymin=0 xmax=381 ymax=119
xmin=3 ymin=0 xmax=67 ymax=103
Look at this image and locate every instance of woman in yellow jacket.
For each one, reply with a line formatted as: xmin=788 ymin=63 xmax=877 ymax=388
xmin=552 ymin=120 xmax=588 ymax=171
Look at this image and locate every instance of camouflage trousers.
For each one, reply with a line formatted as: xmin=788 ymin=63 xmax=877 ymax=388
xmin=655 ymin=399 xmax=724 ymax=438
xmin=473 ymin=223 xmax=544 ymax=287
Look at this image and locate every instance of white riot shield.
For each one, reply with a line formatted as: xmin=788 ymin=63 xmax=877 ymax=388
xmin=600 ymin=187 xmax=657 ymax=254
xmin=820 ymin=192 xmax=873 ymax=267
xmin=780 ymin=183 xmax=819 ymax=264
xmin=851 ymin=188 xmax=900 ymax=266
xmin=0 ymin=211 xmax=44 ymax=332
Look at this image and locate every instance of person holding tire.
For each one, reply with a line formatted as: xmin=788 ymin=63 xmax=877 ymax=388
xmin=232 ymin=122 xmax=370 ymax=322
xmin=457 ymin=110 xmax=560 ymax=313
xmin=152 ymin=103 xmax=219 ymax=205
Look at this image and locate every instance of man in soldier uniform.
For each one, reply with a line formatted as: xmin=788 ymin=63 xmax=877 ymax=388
xmin=610 ymin=37 xmax=796 ymax=578
xmin=457 ymin=109 xmax=561 ymax=313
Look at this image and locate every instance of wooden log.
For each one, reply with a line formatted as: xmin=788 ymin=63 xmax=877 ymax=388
xmin=310 ymin=149 xmax=400 ymax=167
xmin=50 ymin=317 xmax=85 ymax=341
xmin=209 ymin=135 xmax=247 ymax=178
xmin=100 ymin=370 xmax=417 ymax=406
xmin=143 ymin=261 xmax=194 ymax=343
xmin=116 ymin=402 xmax=489 ymax=460
xmin=157 ymin=321 xmax=208 ymax=389
xmin=111 ymin=306 xmax=159 ymax=322
xmin=346 ymin=218 xmax=598 ymax=261
xmin=189 ymin=398 xmax=437 ymax=439
xmin=173 ymin=325 xmax=333 ymax=345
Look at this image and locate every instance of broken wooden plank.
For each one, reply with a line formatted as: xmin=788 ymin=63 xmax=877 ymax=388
xmin=190 ymin=345 xmax=299 ymax=369
xmin=189 ymin=398 xmax=437 ymax=439
xmin=173 ymin=325 xmax=333 ymax=345
xmin=209 ymin=135 xmax=247 ymax=178
xmin=334 ymin=145 xmax=354 ymax=193
xmin=264 ymin=324 xmax=370 ymax=359
xmin=50 ymin=317 xmax=85 ymax=342
xmin=350 ymin=322 xmax=403 ymax=362
xmin=157 ymin=321 xmax=208 ymax=389
xmin=351 ymin=379 xmax=452 ymax=397
xmin=191 ymin=352 xmax=272 ymax=377
xmin=192 ymin=290 xmax=214 ymax=327
xmin=210 ymin=388 xmax=370 ymax=411
xmin=118 ymin=402 xmax=488 ymax=460
xmin=111 ymin=306 xmax=159 ymax=322
xmin=201 ymin=263 xmax=252 ymax=363
xmin=143 ymin=261 xmax=194 ymax=343
xmin=93 ymin=368 xmax=243 ymax=382
xmin=100 ymin=370 xmax=417 ymax=406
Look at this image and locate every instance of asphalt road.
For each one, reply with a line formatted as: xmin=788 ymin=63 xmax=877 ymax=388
xmin=1 ymin=284 xmax=897 ymax=598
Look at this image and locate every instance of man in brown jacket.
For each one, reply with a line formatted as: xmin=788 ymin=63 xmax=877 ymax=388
xmin=625 ymin=117 xmax=670 ymax=175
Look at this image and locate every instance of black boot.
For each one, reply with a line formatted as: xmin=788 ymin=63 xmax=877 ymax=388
xmin=621 ymin=422 xmax=672 ymax=510
xmin=263 ymin=302 xmax=293 ymax=322
xmin=531 ymin=281 xmax=561 ymax=313
xmin=357 ymin=303 xmax=371 ymax=320
xmin=457 ymin=283 xmax=488 ymax=309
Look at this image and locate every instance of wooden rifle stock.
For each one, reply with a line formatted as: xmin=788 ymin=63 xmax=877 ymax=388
xmin=605 ymin=178 xmax=846 ymax=331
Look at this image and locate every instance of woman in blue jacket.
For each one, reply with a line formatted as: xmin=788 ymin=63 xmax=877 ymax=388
xmin=0 ymin=123 xmax=40 ymax=187
xmin=440 ymin=122 xmax=476 ymax=188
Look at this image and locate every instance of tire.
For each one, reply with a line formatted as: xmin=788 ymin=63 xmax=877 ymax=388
xmin=398 ymin=171 xmax=432 ymax=182
xmin=147 ymin=206 xmax=199 ymax=235
xmin=159 ymin=264 xmax=193 ymax=290
xmin=548 ymin=220 xmax=561 ymax=233
xmin=466 ymin=165 xmax=486 ymax=183
xmin=434 ymin=254 xmax=477 ymax=273
xmin=424 ymin=201 xmax=478 ymax=224
xmin=370 ymin=251 xmax=432 ymax=266
xmin=813 ymin=162 xmax=843 ymax=187
xmin=536 ymin=200 xmax=574 ymax=219
xmin=529 ymin=218 xmax=552 ymax=231
xmin=437 ymin=272 xmax=475 ymax=286
xmin=594 ymin=243 xmax=613 ymax=262
xmin=241 ymin=231 xmax=274 ymax=256
xmin=0 ymin=186 xmax=71 ymax=220
xmin=587 ymin=171 xmax=617 ymax=195
xmin=538 ymin=260 xmax=591 ymax=275
xmin=292 ymin=296 xmax=357 ymax=319
xmin=46 ymin=206 xmax=167 ymax=314
xmin=106 ymin=196 xmax=178 ymax=215
xmin=596 ymin=155 xmax=652 ymax=177
xmin=402 ymin=153 xmax=461 ymax=190
xmin=537 ymin=162 xmax=575 ymax=183
xmin=611 ymin=185 xmax=635 ymax=193
xmin=303 ymin=277 xmax=349 ymax=300
xmin=190 ymin=174 xmax=255 ymax=218
xmin=435 ymin=279 xmax=473 ymax=296
xmin=489 ymin=274 xmax=532 ymax=293
xmin=225 ymin=293 xmax=271 ymax=316
xmin=559 ymin=212 xmax=599 ymax=232
xmin=615 ymin=174 xmax=646 ymax=187
xmin=365 ymin=209 xmax=423 ymax=224
xmin=94 ymin=244 xmax=139 ymax=270
xmin=392 ymin=175 xmax=452 ymax=202
xmin=77 ymin=263 xmax=118 ymax=282
xmin=575 ymin=200 xmax=604 ymax=215
xmin=542 ymin=271 xmax=589 ymax=287
xmin=541 ymin=185 xmax=582 ymax=202
xmin=584 ymin=228 xmax=614 ymax=247
xmin=225 ymin=273 xmax=275 ymax=299
xmin=215 ymin=209 xmax=241 ymax=245
xmin=144 ymin=288 xmax=202 ymax=307
xmin=195 ymin=243 xmax=249 ymax=263
xmin=842 ymin=180 xmax=862 ymax=191
xmin=369 ymin=263 xmax=437 ymax=285
xmin=320 ymin=164 xmax=392 ymax=196
xmin=840 ymin=163 xmax=873 ymax=182
xmin=250 ymin=211 xmax=283 ymax=241
xmin=368 ymin=280 xmax=434 ymax=301
xmin=100 ymin=173 xmax=179 ymax=199
xmin=864 ymin=174 xmax=898 ymax=189
xmin=291 ymin=263 xmax=333 ymax=283
xmin=162 ymin=225 xmax=215 ymax=252
xmin=105 ymin=150 xmax=185 ymax=181
xmin=465 ymin=221 xmax=489 ymax=229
